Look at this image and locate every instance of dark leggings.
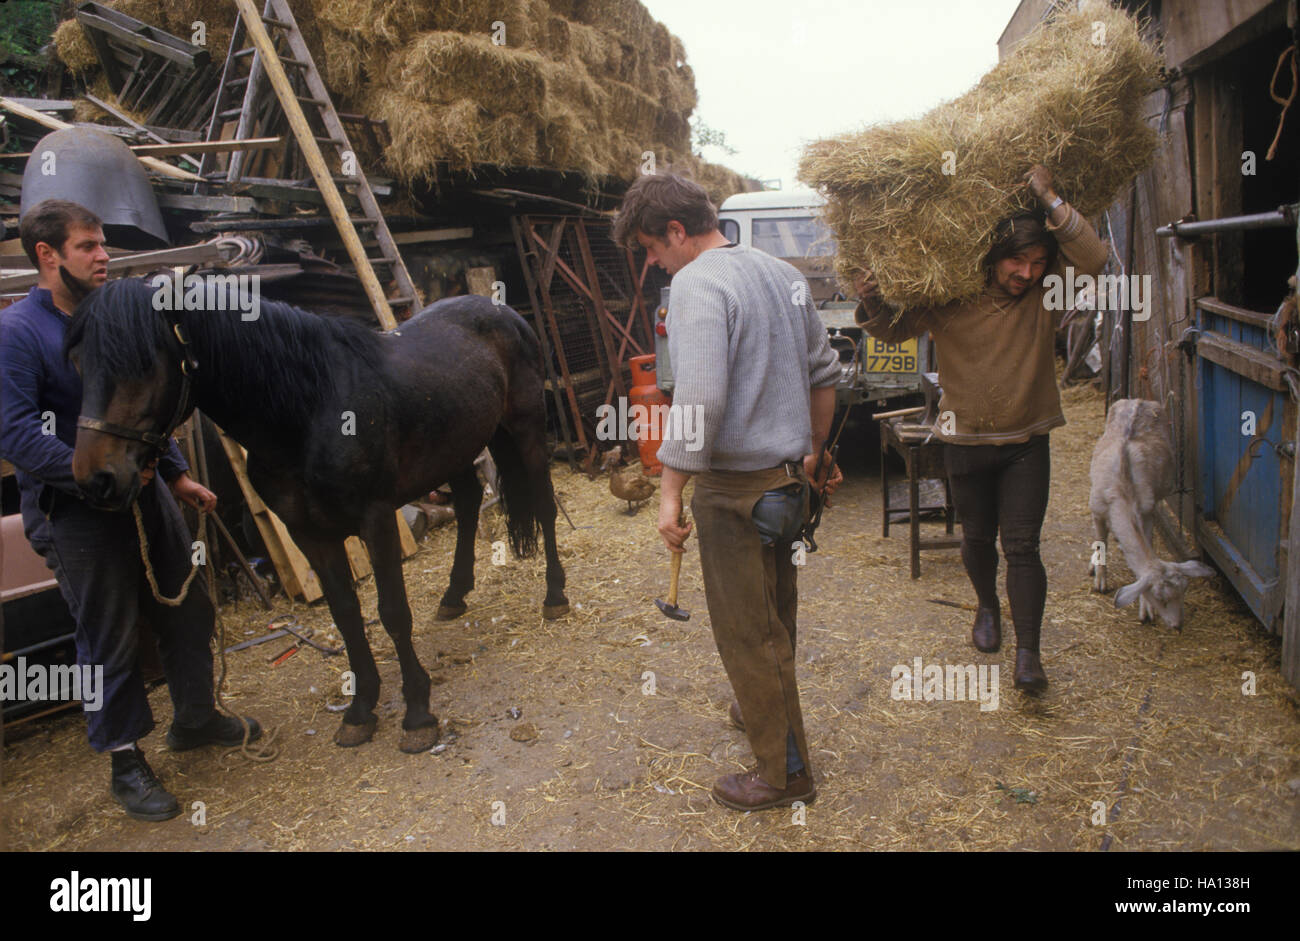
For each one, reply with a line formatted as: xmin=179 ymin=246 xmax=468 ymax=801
xmin=944 ymin=435 xmax=1051 ymax=652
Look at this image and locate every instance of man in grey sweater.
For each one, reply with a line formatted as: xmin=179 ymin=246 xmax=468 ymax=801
xmin=614 ymin=174 xmax=842 ymax=810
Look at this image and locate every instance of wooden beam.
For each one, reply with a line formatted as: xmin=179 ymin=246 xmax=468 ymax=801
xmin=1195 ymin=331 xmax=1290 ymax=392
xmin=155 ymin=193 xmax=258 ymax=213
xmin=0 ymin=97 xmax=75 ymax=113
xmin=0 ymin=96 xmax=203 ymax=182
xmin=0 ymin=242 xmax=225 ymax=292
xmin=75 ymin=3 xmax=210 ymax=70
xmin=0 ymin=137 xmax=281 ymax=160
xmin=217 ymin=433 xmax=322 ymax=603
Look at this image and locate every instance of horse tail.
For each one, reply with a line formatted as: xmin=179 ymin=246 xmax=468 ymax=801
xmin=488 ymin=426 xmax=540 ymax=559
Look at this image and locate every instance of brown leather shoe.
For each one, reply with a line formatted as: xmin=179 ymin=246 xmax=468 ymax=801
xmin=972 ymin=606 xmax=1001 ymax=653
xmin=712 ymin=769 xmax=816 ymax=811
xmin=728 ymin=700 xmax=745 ymax=732
xmin=1014 ymin=648 xmax=1048 ymax=693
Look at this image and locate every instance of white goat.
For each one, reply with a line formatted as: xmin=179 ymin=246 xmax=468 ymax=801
xmin=1088 ymin=399 xmax=1214 ymax=630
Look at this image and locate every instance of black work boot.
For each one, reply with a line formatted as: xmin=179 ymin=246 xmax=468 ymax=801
xmin=111 ymin=746 xmax=181 ymax=822
xmin=1014 ymin=648 xmax=1048 ymax=693
xmin=972 ymin=606 xmax=1002 ymax=653
xmin=167 ymin=712 xmax=263 ymax=751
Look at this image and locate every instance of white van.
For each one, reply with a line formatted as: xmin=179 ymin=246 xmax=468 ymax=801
xmin=712 ymin=189 xmax=929 ymax=407
xmin=717 ymin=190 xmax=841 ymax=305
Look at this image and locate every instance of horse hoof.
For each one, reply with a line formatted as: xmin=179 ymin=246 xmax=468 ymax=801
xmin=399 ymin=723 xmax=441 ymax=753
xmin=333 ymin=716 xmax=377 ymax=747
xmin=542 ymin=603 xmax=570 ymax=620
xmin=435 ymin=604 xmax=467 ymax=621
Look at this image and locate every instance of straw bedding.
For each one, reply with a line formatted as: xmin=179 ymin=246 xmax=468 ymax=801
xmin=798 ymin=1 xmax=1162 ymax=311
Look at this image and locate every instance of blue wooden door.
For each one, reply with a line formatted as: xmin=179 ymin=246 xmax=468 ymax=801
xmin=1195 ymin=297 xmax=1294 ymax=632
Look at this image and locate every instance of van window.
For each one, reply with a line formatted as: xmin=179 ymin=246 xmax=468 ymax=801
xmin=719 ymin=218 xmax=739 ymax=243
xmin=752 ymin=216 xmax=834 ymax=258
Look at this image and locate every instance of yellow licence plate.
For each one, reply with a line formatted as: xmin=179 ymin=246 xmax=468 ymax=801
xmin=864 ymin=337 xmax=919 ymax=374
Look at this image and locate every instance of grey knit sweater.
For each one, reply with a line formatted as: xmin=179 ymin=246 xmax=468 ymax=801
xmin=657 ymin=245 xmax=840 ymax=474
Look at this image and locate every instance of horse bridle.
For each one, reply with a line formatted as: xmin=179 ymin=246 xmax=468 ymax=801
xmin=75 ymin=307 xmax=200 ymax=458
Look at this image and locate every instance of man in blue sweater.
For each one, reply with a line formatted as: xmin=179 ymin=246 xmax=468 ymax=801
xmin=0 ymin=199 xmax=260 ymax=821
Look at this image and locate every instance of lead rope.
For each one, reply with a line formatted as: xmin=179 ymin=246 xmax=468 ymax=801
xmin=132 ymin=501 xmax=280 ymax=762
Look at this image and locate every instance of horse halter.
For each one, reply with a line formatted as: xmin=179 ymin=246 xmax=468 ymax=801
xmin=75 ymin=307 xmax=200 ymax=458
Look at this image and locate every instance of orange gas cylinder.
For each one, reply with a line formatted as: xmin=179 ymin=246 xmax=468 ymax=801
xmin=628 ymin=353 xmax=670 ymax=476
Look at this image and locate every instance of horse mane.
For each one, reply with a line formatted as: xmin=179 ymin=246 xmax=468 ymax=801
xmin=66 ymin=276 xmax=386 ymax=428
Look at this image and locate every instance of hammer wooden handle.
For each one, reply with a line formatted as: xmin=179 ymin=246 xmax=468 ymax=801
xmin=872 ymin=405 xmax=926 ymax=421
xmin=666 ymin=551 xmax=682 ymax=606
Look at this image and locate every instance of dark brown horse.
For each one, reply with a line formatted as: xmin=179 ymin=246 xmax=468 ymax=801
xmin=65 ymin=277 xmax=568 ymax=752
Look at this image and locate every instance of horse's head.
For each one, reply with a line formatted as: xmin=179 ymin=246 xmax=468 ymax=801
xmin=65 ymin=277 xmax=197 ymax=510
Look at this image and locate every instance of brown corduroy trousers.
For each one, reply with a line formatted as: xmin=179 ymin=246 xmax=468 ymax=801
xmin=691 ymin=466 xmax=811 ymax=789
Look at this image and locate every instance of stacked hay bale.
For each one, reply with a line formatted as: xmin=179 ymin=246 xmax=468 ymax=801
xmin=52 ymin=0 xmax=748 ymax=203
xmin=798 ymin=1 xmax=1162 ymax=312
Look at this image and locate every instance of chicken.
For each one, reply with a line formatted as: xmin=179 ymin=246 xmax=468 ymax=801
xmin=588 ymin=444 xmax=623 ymax=480
xmin=610 ymin=466 xmax=655 ymax=514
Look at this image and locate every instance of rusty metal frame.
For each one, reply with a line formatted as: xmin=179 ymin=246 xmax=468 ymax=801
xmin=513 ymin=213 xmax=654 ymax=465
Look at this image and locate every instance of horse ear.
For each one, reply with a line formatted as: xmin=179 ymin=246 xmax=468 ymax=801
xmin=1115 ymin=575 xmax=1150 ymax=608
xmin=1178 ymin=560 xmax=1215 ymax=579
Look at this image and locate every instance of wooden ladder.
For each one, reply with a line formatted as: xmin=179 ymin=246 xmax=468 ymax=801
xmin=199 ymin=0 xmax=418 ymax=329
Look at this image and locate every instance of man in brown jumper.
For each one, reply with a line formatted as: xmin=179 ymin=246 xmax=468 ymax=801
xmin=856 ymin=165 xmax=1109 ymax=691
xmin=614 ymin=174 xmax=842 ymax=810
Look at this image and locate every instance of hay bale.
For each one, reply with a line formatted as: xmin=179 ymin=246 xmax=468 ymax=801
xmin=397 ymin=31 xmax=548 ymax=113
xmin=53 ymin=20 xmax=98 ymax=72
xmin=798 ymin=1 xmax=1161 ymax=311
xmin=606 ymin=81 xmax=663 ymax=141
xmin=568 ymin=21 xmax=619 ymax=78
xmin=540 ymin=107 xmax=607 ymax=177
xmin=51 ymin=0 xmax=735 ymax=186
xmin=539 ymin=13 xmax=572 ymax=59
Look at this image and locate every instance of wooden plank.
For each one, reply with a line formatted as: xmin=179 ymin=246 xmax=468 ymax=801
xmin=1285 ymin=399 xmax=1300 ymax=688
xmin=0 ymin=242 xmax=225 ymax=292
xmin=1162 ymin=0 xmax=1280 ymax=70
xmin=0 ymin=96 xmax=203 ymax=182
xmin=0 ymin=137 xmax=280 ymax=160
xmin=1212 ymin=69 xmax=1244 ymax=306
xmin=145 ymin=125 xmax=204 ymax=142
xmin=1196 ymin=296 xmax=1276 ymax=330
xmin=344 ymin=536 xmax=372 ymax=580
xmin=217 ymin=433 xmax=322 ymax=603
xmin=1195 ymin=331 xmax=1290 ymax=392
xmin=75 ymin=3 xmax=210 ymax=70
xmin=155 ymin=193 xmax=257 ymax=212
xmin=232 ymin=178 xmax=361 ymax=210
xmin=396 ymin=512 xmax=417 ymax=558
xmin=81 ymin=92 xmax=202 ymax=171
xmin=1 ymin=97 xmax=75 ymax=113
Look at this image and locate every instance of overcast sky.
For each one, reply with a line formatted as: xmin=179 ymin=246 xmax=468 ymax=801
xmin=642 ymin=0 xmax=1025 ymax=190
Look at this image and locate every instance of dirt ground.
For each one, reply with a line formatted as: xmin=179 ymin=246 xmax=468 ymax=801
xmin=3 ymin=382 xmax=1299 ymax=851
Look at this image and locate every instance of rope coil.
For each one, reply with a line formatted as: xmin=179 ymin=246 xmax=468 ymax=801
xmin=132 ymin=500 xmax=279 ymax=762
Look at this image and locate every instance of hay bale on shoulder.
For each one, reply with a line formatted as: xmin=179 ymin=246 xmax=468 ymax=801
xmin=798 ymin=1 xmax=1161 ymax=311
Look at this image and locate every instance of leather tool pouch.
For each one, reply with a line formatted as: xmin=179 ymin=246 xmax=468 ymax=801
xmin=752 ymin=483 xmax=809 ymax=547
